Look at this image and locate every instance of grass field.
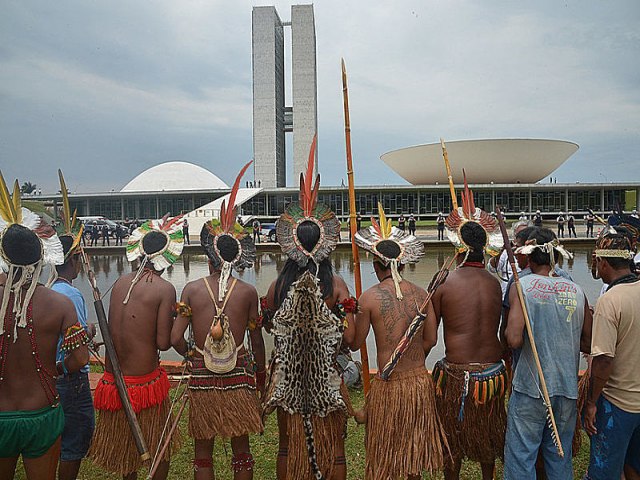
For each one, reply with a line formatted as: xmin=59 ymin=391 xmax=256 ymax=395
xmin=13 ymin=387 xmax=592 ymax=479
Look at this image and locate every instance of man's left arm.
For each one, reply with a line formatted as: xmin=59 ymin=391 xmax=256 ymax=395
xmin=584 ymin=297 xmax=617 ymax=436
xmin=351 ymin=294 xmax=371 ymax=353
xmin=580 ymin=295 xmax=593 ymax=354
xmin=247 ymin=292 xmax=266 ymax=396
xmin=156 ymin=283 xmax=176 ymax=352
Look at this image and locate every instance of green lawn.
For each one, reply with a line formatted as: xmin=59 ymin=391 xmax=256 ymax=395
xmin=13 ymin=388 xmax=592 ymax=479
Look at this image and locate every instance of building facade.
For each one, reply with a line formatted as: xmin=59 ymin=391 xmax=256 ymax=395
xmin=45 ymin=183 xmax=639 ymax=222
xmin=252 ymin=4 xmax=318 ymax=188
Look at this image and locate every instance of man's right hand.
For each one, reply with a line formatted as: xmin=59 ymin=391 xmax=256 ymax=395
xmin=583 ymin=401 xmax=598 ymax=436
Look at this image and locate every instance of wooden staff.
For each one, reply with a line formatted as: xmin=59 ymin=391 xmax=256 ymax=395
xmin=59 ymin=169 xmax=150 ymax=460
xmin=495 ymin=206 xmax=564 ymax=457
xmin=440 ymin=138 xmax=458 ymax=210
xmin=341 ymin=58 xmax=371 ymax=394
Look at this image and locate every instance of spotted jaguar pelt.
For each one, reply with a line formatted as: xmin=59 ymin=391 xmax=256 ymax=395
xmin=264 ymin=271 xmax=346 ymax=480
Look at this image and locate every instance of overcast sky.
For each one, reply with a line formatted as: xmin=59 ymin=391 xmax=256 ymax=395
xmin=1 ymin=1 xmax=638 ymax=193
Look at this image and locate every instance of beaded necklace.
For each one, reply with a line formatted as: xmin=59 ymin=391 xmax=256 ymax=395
xmin=0 ymin=292 xmax=59 ymax=406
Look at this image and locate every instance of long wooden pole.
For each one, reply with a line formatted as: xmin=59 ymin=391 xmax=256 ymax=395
xmin=59 ymin=169 xmax=150 ymax=461
xmin=495 ymin=207 xmax=564 ymax=457
xmin=341 ymin=58 xmax=371 ymax=394
xmin=440 ymin=138 xmax=458 ymax=210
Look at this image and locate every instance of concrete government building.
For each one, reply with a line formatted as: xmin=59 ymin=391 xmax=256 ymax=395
xmin=252 ymin=5 xmax=318 ymax=188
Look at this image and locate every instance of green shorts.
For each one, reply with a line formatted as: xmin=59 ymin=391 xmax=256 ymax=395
xmin=0 ymin=405 xmax=64 ymax=458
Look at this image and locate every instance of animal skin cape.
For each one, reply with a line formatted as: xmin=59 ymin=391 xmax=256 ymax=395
xmin=264 ymin=271 xmax=346 ymax=479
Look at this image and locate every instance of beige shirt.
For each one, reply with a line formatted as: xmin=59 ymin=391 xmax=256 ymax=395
xmin=591 ymin=281 xmax=640 ymax=413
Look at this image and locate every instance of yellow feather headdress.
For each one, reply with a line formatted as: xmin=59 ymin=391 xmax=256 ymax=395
xmin=56 ymin=170 xmax=84 ymax=260
xmin=0 ymin=171 xmax=64 ymax=339
xmin=355 ymin=202 xmax=424 ymax=299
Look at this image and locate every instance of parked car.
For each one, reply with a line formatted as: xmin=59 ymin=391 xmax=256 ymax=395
xmin=260 ymin=222 xmax=277 ymax=242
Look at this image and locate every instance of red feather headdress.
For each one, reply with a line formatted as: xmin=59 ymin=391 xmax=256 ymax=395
xmin=445 ymin=170 xmax=503 ymax=258
xmin=201 ymin=160 xmax=256 ymax=300
xmin=276 ymin=135 xmax=341 ymax=267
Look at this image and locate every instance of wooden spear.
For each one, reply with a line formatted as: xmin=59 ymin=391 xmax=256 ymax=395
xmin=495 ymin=206 xmax=564 ymax=457
xmin=341 ymin=58 xmax=371 ymax=394
xmin=440 ymin=138 xmax=458 ymax=210
xmin=59 ymin=169 xmax=150 ymax=462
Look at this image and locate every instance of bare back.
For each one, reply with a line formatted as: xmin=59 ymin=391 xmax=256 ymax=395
xmin=0 ymin=284 xmax=78 ymax=411
xmin=432 ymin=266 xmax=502 ymax=364
xmin=184 ymin=275 xmax=258 ymax=361
xmin=106 ymin=269 xmax=176 ymax=376
xmin=359 ymin=278 xmax=428 ymax=373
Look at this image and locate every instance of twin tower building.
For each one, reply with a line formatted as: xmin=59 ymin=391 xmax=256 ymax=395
xmin=252 ymin=5 xmax=318 ymax=188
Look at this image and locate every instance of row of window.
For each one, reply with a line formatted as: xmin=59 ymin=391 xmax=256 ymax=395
xmin=241 ymin=189 xmax=622 ymax=217
xmin=64 ymin=188 xmax=630 ymax=220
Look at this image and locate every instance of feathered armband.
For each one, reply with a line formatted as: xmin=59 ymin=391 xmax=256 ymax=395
xmin=336 ymin=297 xmax=359 ymax=318
xmin=60 ymin=323 xmax=90 ymax=353
xmin=255 ymin=296 xmax=274 ymax=331
xmin=173 ymin=302 xmax=193 ymax=319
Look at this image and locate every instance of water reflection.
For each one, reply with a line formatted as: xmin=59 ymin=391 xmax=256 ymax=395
xmin=78 ymin=247 xmax=599 ymax=368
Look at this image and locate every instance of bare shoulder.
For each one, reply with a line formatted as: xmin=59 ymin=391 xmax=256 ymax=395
xmin=403 ymin=279 xmax=426 ymax=296
xmin=331 ymin=273 xmax=349 ymax=291
xmin=182 ymin=277 xmax=203 ymax=295
xmin=43 ymin=286 xmax=75 ymax=310
xmin=156 ymin=274 xmax=177 ymax=294
xmin=233 ymin=277 xmax=258 ymax=298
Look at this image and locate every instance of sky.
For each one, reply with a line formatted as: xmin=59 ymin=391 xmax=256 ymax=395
xmin=1 ymin=0 xmax=639 ymax=193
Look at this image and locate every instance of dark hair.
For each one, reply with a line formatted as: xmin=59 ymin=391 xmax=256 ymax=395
xmin=460 ymin=222 xmax=487 ymax=262
xmin=55 ymin=235 xmax=76 ymax=273
xmin=297 ymin=220 xmax=320 ymax=252
xmin=274 ymin=220 xmax=333 ymax=307
xmin=515 ymin=226 xmax=538 ymax=244
xmin=142 ymin=231 xmax=168 ymax=255
xmin=598 ymin=228 xmax=635 ymax=270
xmin=1 ymin=224 xmax=42 ymax=265
xmin=526 ymin=228 xmax=557 ymax=266
xmin=376 ymin=240 xmax=401 ymax=259
xmin=217 ymin=235 xmax=240 ymax=262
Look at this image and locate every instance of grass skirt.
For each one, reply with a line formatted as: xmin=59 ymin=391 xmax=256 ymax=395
xmin=365 ymin=368 xmax=447 ymax=479
xmin=278 ymin=382 xmax=353 ymax=480
xmin=89 ymin=396 xmax=179 ymax=475
xmin=435 ymin=361 xmax=506 ymax=465
xmin=188 ymin=387 xmax=263 ymax=439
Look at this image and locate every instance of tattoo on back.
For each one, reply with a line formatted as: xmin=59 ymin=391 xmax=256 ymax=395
xmin=375 ymin=283 xmax=422 ymax=347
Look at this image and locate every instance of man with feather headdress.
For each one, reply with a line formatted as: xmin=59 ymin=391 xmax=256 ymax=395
xmin=353 ymin=203 xmax=447 ymax=479
xmin=428 ymin=174 xmax=508 ymax=480
xmin=171 ymin=161 xmax=266 ymax=479
xmin=0 ymin=172 xmax=89 ymax=479
xmin=52 ymin=171 xmax=96 ymax=480
xmin=89 ymin=215 xmax=184 ymax=479
xmin=261 ymin=137 xmax=357 ymax=480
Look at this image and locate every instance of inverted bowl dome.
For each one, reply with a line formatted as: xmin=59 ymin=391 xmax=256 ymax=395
xmin=381 ymin=139 xmax=578 ymax=184
xmin=121 ymin=161 xmax=229 ymax=192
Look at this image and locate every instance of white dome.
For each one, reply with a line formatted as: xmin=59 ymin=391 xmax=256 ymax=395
xmin=121 ymin=162 xmax=229 ymax=192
